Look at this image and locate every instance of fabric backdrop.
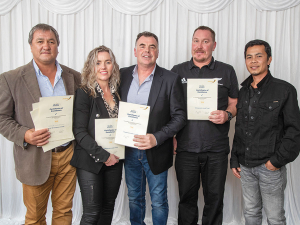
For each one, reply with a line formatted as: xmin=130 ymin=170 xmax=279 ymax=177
xmin=0 ymin=0 xmax=300 ymax=224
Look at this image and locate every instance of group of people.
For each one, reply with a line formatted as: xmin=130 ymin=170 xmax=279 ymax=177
xmin=0 ymin=23 xmax=299 ymax=225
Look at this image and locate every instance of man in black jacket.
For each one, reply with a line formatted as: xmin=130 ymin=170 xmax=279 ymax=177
xmin=230 ymin=39 xmax=300 ymax=225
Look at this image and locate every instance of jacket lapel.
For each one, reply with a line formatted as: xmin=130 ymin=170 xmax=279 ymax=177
xmin=147 ymin=65 xmax=163 ymax=114
xmin=61 ymin=67 xmax=75 ymax=95
xmin=121 ymin=68 xmax=134 ymax=102
xmin=22 ymin=61 xmax=41 ymax=103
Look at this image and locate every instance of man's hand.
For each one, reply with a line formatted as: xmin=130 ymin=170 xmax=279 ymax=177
xmin=232 ymin=167 xmax=241 ymax=179
xmin=173 ymin=136 xmax=177 ymax=155
xmin=133 ymin=133 xmax=157 ymax=150
xmin=24 ymin=128 xmax=50 ymax=147
xmin=209 ymin=110 xmax=228 ymax=124
xmin=265 ymin=160 xmax=279 ymax=171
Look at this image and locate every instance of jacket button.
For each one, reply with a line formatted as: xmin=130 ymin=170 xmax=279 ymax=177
xmin=245 ymin=115 xmax=248 ymax=119
xmin=257 ymin=91 xmax=261 ymax=94
xmin=246 ymin=147 xmax=249 ymax=151
xmin=90 ymin=154 xmax=92 ymax=156
xmin=248 ymin=133 xmax=251 ymax=136
xmin=96 ymin=114 xmax=100 ymax=118
xmin=93 ymin=156 xmax=95 ymax=158
xmin=245 ymin=101 xmax=248 ymax=103
xmin=251 ymin=116 xmax=254 ymax=120
xmin=269 ymin=106 xmax=272 ymax=110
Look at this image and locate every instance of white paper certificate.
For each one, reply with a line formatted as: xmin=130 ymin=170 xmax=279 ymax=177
xmin=36 ymin=95 xmax=74 ymax=140
xmin=187 ymin=79 xmax=218 ymax=120
xmin=115 ymin=101 xmax=150 ymax=148
xmin=95 ymin=118 xmax=125 ymax=159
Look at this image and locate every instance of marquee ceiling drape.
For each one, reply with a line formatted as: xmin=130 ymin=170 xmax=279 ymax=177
xmin=1 ymin=0 xmax=300 ymax=15
xmin=1 ymin=0 xmax=300 ymax=224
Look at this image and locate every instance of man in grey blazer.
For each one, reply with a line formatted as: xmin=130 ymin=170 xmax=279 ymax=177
xmin=0 ymin=24 xmax=81 ymax=225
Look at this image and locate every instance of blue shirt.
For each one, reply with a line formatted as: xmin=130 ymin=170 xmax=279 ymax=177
xmin=33 ymin=60 xmax=69 ymax=146
xmin=127 ymin=65 xmax=157 ymax=147
xmin=127 ymin=65 xmax=156 ymax=105
xmin=33 ymin=60 xmax=66 ymax=97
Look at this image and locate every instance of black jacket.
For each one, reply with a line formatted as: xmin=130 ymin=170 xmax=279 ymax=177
xmin=230 ymin=72 xmax=300 ymax=169
xmin=70 ymin=88 xmax=115 ymax=174
xmin=120 ymin=65 xmax=186 ymax=175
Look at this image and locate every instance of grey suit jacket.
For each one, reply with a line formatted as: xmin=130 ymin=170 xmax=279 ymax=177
xmin=0 ymin=60 xmax=81 ymax=185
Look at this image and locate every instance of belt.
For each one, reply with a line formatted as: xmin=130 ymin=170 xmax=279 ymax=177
xmin=52 ymin=142 xmax=72 ymax=153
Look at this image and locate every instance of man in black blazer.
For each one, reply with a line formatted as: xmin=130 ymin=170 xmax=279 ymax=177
xmin=119 ymin=31 xmax=186 ymax=225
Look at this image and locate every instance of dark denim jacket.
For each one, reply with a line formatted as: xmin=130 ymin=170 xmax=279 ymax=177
xmin=230 ymin=72 xmax=300 ymax=168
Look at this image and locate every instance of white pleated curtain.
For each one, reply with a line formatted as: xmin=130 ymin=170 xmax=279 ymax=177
xmin=1 ymin=0 xmax=300 ymax=224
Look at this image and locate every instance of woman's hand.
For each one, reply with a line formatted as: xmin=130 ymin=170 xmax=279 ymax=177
xmin=105 ymin=154 xmax=120 ymax=166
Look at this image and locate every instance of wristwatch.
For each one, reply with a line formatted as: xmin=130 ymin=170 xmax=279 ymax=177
xmin=23 ymin=141 xmax=29 ymax=149
xmin=226 ymin=111 xmax=233 ymax=121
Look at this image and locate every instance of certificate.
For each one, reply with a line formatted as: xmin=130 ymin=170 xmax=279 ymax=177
xmin=95 ymin=118 xmax=125 ymax=159
xmin=115 ymin=101 xmax=150 ymax=148
xmin=30 ymin=95 xmax=75 ymax=152
xmin=36 ymin=95 xmax=74 ymax=140
xmin=187 ymin=79 xmax=218 ymax=120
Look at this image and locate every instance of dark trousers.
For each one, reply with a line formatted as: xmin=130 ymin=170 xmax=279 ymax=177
xmin=175 ymin=151 xmax=228 ymax=225
xmin=77 ymin=161 xmax=123 ymax=225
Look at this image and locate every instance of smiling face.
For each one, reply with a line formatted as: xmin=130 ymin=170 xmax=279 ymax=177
xmin=95 ymin=51 xmax=113 ymax=85
xmin=30 ymin=29 xmax=58 ymax=66
xmin=134 ymin=36 xmax=159 ymax=69
xmin=192 ymin=29 xmax=216 ymax=67
xmin=245 ymin=45 xmax=272 ymax=78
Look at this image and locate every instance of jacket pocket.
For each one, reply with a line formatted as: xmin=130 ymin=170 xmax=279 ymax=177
xmin=258 ymin=101 xmax=280 ymax=127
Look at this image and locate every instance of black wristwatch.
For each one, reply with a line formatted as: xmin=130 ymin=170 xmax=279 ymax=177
xmin=23 ymin=141 xmax=29 ymax=149
xmin=226 ymin=111 xmax=233 ymax=121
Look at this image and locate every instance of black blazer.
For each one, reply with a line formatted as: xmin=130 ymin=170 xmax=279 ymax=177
xmin=120 ymin=65 xmax=186 ymax=175
xmin=70 ymin=88 xmax=117 ymax=174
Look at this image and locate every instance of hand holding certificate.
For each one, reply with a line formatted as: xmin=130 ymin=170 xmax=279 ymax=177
xmin=30 ymin=95 xmax=75 ymax=152
xmin=187 ymin=79 xmax=218 ymax=120
xmin=115 ymin=101 xmax=150 ymax=148
xmin=95 ymin=118 xmax=125 ymax=159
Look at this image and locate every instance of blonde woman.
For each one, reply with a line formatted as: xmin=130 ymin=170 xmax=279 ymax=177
xmin=70 ymin=46 xmax=122 ymax=225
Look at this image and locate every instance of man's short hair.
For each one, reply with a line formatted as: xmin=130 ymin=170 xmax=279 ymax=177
xmin=28 ymin=23 xmax=60 ymax=46
xmin=244 ymin=39 xmax=272 ymax=60
xmin=135 ymin=31 xmax=159 ymax=46
xmin=193 ymin=26 xmax=216 ymax=42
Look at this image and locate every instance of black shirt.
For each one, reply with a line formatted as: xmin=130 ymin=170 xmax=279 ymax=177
xmin=171 ymin=57 xmax=239 ymax=153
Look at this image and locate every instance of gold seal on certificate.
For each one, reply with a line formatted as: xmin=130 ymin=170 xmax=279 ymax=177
xmin=30 ymin=95 xmax=75 ymax=152
xmin=95 ymin=118 xmax=125 ymax=159
xmin=187 ymin=79 xmax=218 ymax=120
xmin=115 ymin=101 xmax=150 ymax=148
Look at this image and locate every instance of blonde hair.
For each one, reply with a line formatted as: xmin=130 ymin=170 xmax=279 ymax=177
xmin=81 ymin=45 xmax=120 ymax=98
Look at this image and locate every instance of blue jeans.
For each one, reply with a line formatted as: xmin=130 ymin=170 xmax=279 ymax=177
xmin=240 ymin=164 xmax=287 ymax=225
xmin=124 ymin=148 xmax=169 ymax=225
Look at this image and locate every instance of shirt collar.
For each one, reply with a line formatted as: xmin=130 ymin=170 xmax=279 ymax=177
xmin=188 ymin=57 xmax=215 ymax=70
xmin=132 ymin=64 xmax=156 ymax=82
xmin=32 ymin=59 xmax=63 ymax=79
xmin=241 ymin=70 xmax=272 ymax=89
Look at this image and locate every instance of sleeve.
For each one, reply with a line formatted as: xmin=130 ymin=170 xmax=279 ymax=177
xmin=228 ymin=66 xmax=239 ymax=99
xmin=230 ymin=137 xmax=240 ymax=168
xmin=153 ymin=74 xmax=187 ymax=145
xmin=73 ymin=88 xmax=110 ymax=163
xmin=0 ymin=74 xmax=29 ymax=148
xmin=270 ymin=85 xmax=300 ymax=168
